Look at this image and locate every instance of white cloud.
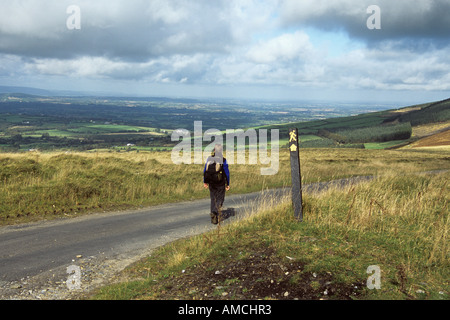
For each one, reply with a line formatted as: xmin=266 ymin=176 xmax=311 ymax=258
xmin=146 ymin=0 xmax=190 ymax=24
xmin=246 ymin=31 xmax=314 ymax=64
xmin=325 ymin=44 xmax=450 ymax=91
xmin=0 ymin=0 xmax=66 ymax=38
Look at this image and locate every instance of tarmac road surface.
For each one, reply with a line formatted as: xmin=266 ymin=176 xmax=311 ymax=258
xmin=0 ymin=188 xmax=290 ymax=284
xmin=0 ymin=176 xmax=372 ymax=290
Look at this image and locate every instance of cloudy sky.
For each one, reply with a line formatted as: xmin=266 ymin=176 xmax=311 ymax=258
xmin=1 ymin=0 xmax=449 ymax=104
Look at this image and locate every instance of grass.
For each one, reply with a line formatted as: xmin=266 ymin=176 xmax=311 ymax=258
xmin=91 ymin=170 xmax=449 ymax=300
xmin=0 ymin=146 xmax=448 ymax=300
xmin=364 ymin=140 xmax=408 ymax=150
xmin=412 ymin=121 xmax=450 ymax=138
xmin=0 ymin=148 xmax=449 ymax=226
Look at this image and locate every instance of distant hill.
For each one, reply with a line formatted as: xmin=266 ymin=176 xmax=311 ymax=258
xmin=0 ymin=85 xmax=111 ymax=97
xmin=0 ymin=86 xmax=53 ymax=96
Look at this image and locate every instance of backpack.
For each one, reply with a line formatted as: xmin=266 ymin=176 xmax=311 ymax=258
xmin=204 ymin=157 xmax=224 ymax=184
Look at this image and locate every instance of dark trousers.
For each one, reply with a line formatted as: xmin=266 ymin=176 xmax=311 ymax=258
xmin=209 ymin=183 xmax=226 ymax=216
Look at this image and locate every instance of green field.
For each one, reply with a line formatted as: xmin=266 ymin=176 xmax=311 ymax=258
xmin=67 ymin=124 xmax=154 ymax=134
xmin=364 ymin=140 xmax=409 ymax=150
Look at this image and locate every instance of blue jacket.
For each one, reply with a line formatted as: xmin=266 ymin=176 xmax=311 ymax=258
xmin=204 ymin=156 xmax=230 ymax=186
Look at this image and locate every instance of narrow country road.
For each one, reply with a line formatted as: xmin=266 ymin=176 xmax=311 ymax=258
xmin=0 ymin=177 xmax=371 ymax=299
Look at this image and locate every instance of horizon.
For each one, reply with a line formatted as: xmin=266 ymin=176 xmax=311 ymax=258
xmin=1 ymin=1 xmax=450 ymax=106
xmin=1 ymin=84 xmax=446 ymax=110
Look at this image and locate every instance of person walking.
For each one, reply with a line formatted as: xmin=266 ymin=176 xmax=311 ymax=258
xmin=203 ymin=144 xmax=230 ymax=225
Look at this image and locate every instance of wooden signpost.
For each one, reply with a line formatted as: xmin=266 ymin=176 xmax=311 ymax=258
xmin=289 ymin=128 xmax=303 ymax=221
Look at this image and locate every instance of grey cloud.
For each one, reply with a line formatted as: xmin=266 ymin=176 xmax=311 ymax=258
xmin=280 ymin=0 xmax=450 ymax=46
xmin=0 ymin=0 xmax=236 ymax=61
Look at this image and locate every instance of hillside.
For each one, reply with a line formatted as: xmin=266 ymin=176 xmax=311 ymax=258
xmin=1 ymin=147 xmax=449 ymax=227
xmin=92 ymin=169 xmax=449 ymax=300
xmin=262 ymin=98 xmax=450 ymax=150
xmin=404 ymin=129 xmax=450 ymax=150
xmin=269 ymin=98 xmax=450 ymax=132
